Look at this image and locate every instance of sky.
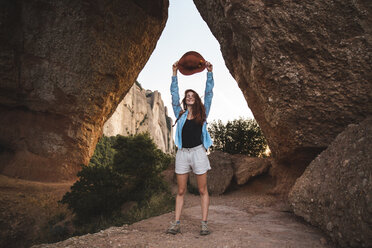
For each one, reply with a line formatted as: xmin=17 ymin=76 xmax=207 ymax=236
xmin=137 ymin=0 xmax=253 ymax=123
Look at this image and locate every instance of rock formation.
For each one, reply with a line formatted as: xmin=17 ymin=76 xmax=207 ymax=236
xmin=193 ymin=2 xmax=371 ymax=245
xmin=193 ymin=0 xmax=371 ymax=169
xmin=0 ymin=0 xmax=169 ymax=181
xmin=103 ymin=83 xmax=174 ymax=154
xmin=1 ymin=1 xmax=370 ymax=245
xmin=231 ymin=155 xmax=271 ymax=185
xmin=289 ymin=117 xmax=372 ymax=247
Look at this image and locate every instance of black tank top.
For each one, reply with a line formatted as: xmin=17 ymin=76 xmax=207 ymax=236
xmin=182 ymin=118 xmax=202 ymax=148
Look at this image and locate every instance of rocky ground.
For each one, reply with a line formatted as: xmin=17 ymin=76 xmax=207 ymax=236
xmin=0 ymin=175 xmax=73 ymax=248
xmin=32 ymin=175 xmax=339 ymax=248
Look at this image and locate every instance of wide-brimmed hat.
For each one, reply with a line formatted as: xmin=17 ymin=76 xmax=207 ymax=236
xmin=178 ymin=51 xmax=206 ymax=75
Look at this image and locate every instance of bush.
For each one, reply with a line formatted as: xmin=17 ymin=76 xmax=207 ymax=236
xmin=208 ymin=118 xmax=268 ymax=157
xmin=60 ymin=133 xmax=173 ymax=221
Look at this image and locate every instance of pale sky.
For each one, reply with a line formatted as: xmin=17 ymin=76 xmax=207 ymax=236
xmin=137 ymin=0 xmax=253 ymax=123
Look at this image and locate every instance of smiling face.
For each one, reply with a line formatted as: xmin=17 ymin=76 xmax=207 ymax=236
xmin=185 ymin=91 xmax=195 ymax=105
xmin=181 ymin=89 xmax=206 ymax=124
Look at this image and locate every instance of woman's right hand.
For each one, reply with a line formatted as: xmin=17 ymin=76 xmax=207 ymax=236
xmin=205 ymin=61 xmax=213 ymax=72
xmin=172 ymin=61 xmax=178 ymax=76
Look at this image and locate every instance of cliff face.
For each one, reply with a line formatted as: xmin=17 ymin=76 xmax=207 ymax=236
xmin=103 ymin=83 xmax=174 ymax=154
xmin=0 ymin=0 xmax=169 ymax=181
xmin=193 ymin=1 xmax=371 ymax=247
xmin=193 ymin=0 xmax=372 ymax=168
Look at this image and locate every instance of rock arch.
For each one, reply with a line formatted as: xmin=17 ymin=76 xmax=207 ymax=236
xmin=1 ymin=0 xmax=371 ymax=246
xmin=0 ymin=0 xmax=371 ymax=186
xmin=0 ymin=0 xmax=168 ymax=181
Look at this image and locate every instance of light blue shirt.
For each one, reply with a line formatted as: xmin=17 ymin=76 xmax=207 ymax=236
xmin=170 ymin=72 xmax=214 ymax=149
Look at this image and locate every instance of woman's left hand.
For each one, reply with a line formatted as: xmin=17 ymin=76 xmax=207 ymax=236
xmin=206 ymin=61 xmax=213 ymax=72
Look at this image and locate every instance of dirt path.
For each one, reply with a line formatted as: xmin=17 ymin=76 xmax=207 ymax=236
xmin=0 ymin=175 xmax=73 ymax=248
xmin=32 ymin=177 xmax=339 ymax=248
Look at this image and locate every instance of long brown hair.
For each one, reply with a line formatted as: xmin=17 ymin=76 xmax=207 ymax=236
xmin=181 ymin=89 xmax=206 ymax=125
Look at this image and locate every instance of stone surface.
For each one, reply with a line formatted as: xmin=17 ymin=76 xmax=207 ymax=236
xmin=288 ymin=117 xmax=372 ymax=248
xmin=31 ymin=197 xmax=338 ymax=248
xmin=267 ymin=158 xmax=310 ymax=195
xmin=231 ymin=154 xmax=271 ymax=185
xmin=0 ymin=0 xmax=169 ymax=181
xmin=193 ymin=0 xmax=372 ymax=169
xmin=103 ymin=83 xmax=174 ymax=154
xmin=189 ymin=151 xmax=233 ymax=195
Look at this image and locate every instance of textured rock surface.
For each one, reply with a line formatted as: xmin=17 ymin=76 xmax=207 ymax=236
xmin=231 ymin=155 xmax=271 ymax=185
xmin=193 ymin=0 xmax=372 ymax=168
xmin=288 ymin=117 xmax=372 ymax=248
xmin=189 ymin=151 xmax=233 ymax=195
xmin=103 ymin=83 xmax=174 ymax=154
xmin=0 ymin=0 xmax=168 ymax=181
xmin=267 ymin=158 xmax=309 ymax=195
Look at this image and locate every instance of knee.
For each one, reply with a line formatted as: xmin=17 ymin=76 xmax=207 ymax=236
xmin=177 ymin=188 xmax=187 ymax=196
xmin=198 ymin=186 xmax=208 ymax=196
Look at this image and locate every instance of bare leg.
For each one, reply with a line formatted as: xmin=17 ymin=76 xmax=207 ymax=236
xmin=196 ymin=172 xmax=209 ymax=221
xmin=175 ymin=173 xmax=188 ymax=221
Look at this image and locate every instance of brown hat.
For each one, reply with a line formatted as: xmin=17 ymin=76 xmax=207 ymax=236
xmin=178 ymin=51 xmax=206 ymax=75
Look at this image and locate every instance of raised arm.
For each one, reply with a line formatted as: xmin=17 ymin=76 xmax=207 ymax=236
xmin=170 ymin=61 xmax=182 ymax=118
xmin=204 ymin=62 xmax=214 ymax=118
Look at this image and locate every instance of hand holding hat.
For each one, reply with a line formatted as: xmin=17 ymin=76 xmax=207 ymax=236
xmin=205 ymin=61 xmax=213 ymax=72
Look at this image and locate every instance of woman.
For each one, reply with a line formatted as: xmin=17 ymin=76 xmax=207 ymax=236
xmin=166 ymin=60 xmax=214 ymax=236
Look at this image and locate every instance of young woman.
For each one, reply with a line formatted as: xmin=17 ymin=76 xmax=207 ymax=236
xmin=166 ymin=60 xmax=214 ymax=236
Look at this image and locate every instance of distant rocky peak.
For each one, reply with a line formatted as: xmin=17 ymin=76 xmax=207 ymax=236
xmin=103 ymin=83 xmax=174 ymax=154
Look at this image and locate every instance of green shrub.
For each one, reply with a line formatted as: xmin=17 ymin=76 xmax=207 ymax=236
xmin=208 ymin=118 xmax=268 ymax=157
xmin=88 ymin=135 xmax=117 ymax=168
xmin=60 ymin=133 xmax=173 ymax=222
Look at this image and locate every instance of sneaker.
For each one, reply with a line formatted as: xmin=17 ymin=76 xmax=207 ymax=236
xmin=166 ymin=221 xmax=181 ymax=235
xmin=200 ymin=221 xmax=210 ymax=236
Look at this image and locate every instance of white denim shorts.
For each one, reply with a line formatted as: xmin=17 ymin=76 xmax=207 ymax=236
xmin=175 ymin=144 xmax=211 ymax=175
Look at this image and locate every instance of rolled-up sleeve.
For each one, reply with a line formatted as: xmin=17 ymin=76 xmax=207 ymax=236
xmin=170 ymin=76 xmax=182 ymax=118
xmin=204 ymin=72 xmax=214 ymax=118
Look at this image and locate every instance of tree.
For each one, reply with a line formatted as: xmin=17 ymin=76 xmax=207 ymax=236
xmin=208 ymin=118 xmax=268 ymax=157
xmin=60 ymin=133 xmax=172 ymax=220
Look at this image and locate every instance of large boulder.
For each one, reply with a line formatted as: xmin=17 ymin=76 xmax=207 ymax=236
xmin=0 ymin=0 xmax=169 ymax=181
xmin=230 ymin=154 xmax=271 ymax=185
xmin=193 ymin=0 xmax=372 ymax=174
xmin=189 ymin=151 xmax=233 ymax=195
xmin=288 ymin=117 xmax=372 ymax=248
